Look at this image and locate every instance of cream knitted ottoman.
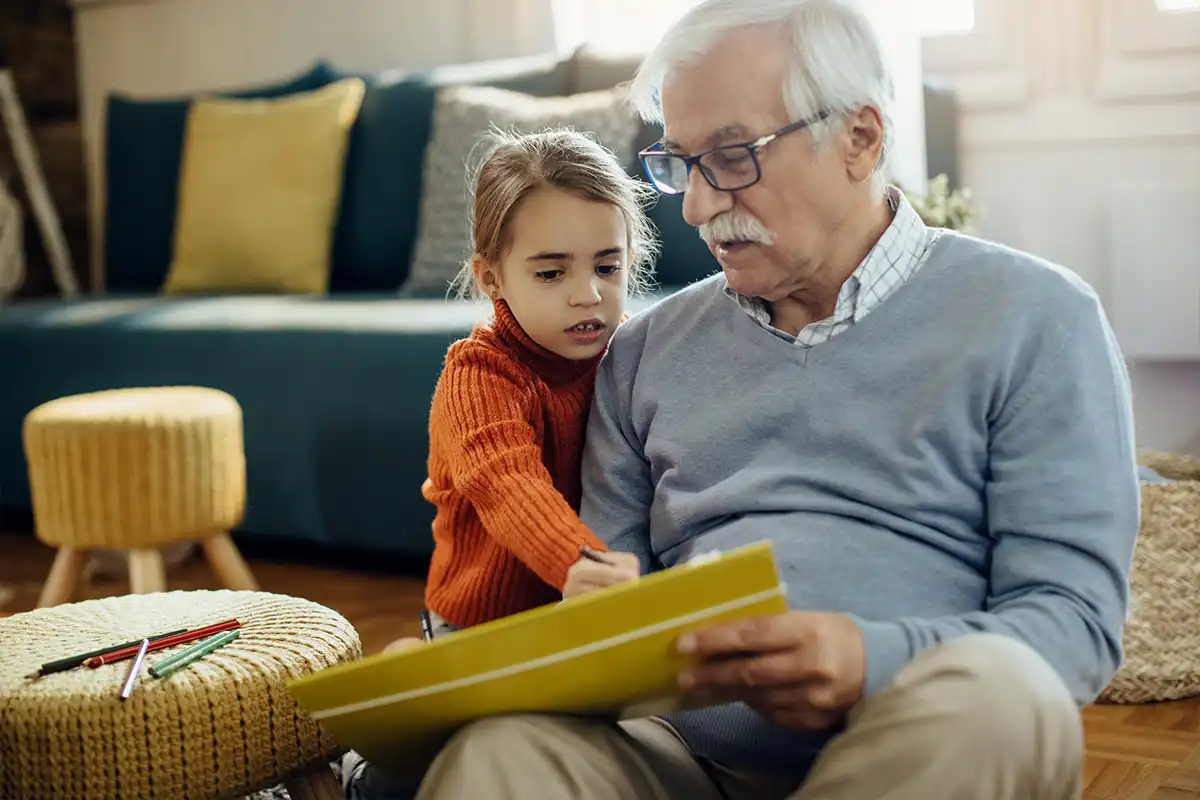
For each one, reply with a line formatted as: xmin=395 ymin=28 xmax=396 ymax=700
xmin=23 ymin=386 xmax=257 ymax=606
xmin=0 ymin=590 xmax=361 ymax=799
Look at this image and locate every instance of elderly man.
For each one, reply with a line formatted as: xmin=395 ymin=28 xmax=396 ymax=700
xmin=412 ymin=0 xmax=1140 ymax=797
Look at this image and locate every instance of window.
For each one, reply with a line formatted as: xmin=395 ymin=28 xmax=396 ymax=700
xmin=912 ymin=0 xmax=976 ymax=35
xmin=1157 ymin=0 xmax=1200 ymax=10
xmin=557 ymin=0 xmax=977 ymax=55
xmin=553 ymin=0 xmax=695 ymax=55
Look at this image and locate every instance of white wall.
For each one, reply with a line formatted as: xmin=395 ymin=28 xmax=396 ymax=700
xmin=70 ymin=0 xmax=556 ymax=290
xmin=924 ymin=0 xmax=1200 ymax=455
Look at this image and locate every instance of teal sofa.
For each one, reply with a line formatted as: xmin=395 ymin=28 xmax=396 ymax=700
xmin=0 ymin=50 xmax=958 ymax=560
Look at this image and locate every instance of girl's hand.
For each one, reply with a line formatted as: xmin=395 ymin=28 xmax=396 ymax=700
xmin=562 ymin=551 xmax=640 ymax=598
xmin=382 ymin=637 xmax=425 ymax=654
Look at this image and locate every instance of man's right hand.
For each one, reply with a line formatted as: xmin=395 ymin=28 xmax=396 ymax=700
xmin=562 ymin=551 xmax=640 ymax=598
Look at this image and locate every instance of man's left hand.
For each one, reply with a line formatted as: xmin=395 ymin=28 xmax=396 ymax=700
xmin=676 ymin=611 xmax=867 ymax=732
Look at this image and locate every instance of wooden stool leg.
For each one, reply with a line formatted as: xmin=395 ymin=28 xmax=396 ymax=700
xmin=37 ymin=546 xmax=85 ymax=607
xmin=201 ymin=531 xmax=259 ymax=590
xmin=127 ymin=548 xmax=166 ymax=593
xmin=283 ymin=761 xmax=342 ymax=800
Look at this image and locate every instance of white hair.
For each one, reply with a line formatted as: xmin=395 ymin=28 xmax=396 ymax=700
xmin=629 ymin=0 xmax=894 ymax=172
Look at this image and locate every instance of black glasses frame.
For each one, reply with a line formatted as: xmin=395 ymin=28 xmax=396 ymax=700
xmin=639 ymin=110 xmax=832 ymax=195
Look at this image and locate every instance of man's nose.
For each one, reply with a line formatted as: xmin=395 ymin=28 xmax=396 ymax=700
xmin=682 ymin=168 xmax=732 ymax=228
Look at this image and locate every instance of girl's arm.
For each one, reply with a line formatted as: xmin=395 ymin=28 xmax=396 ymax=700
xmin=436 ymin=342 xmax=606 ymax=591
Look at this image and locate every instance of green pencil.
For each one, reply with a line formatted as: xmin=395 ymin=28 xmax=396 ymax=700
xmin=149 ymin=629 xmax=240 ymax=679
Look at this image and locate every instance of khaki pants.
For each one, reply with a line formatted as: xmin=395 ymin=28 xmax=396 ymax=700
xmin=414 ymin=633 xmax=1084 ymax=800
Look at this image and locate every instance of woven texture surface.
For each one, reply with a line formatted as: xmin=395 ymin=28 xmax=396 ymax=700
xmin=0 ymin=590 xmax=361 ymax=799
xmin=23 ymin=386 xmax=246 ymax=548
xmin=1101 ymin=450 xmax=1200 ymax=704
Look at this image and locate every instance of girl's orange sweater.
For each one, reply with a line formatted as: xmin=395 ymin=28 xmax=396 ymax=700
xmin=422 ymin=299 xmax=609 ymax=628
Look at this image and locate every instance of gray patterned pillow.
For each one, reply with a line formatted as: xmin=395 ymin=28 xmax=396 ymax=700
xmin=400 ymin=85 xmax=640 ymax=298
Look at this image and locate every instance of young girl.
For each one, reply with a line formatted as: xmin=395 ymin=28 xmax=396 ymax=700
xmin=339 ymin=129 xmax=655 ymax=797
xmin=419 ymin=127 xmax=655 ymax=636
xmin=420 ymin=129 xmax=661 ymax=637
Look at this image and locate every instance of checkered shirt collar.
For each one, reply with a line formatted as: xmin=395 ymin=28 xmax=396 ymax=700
xmin=721 ymin=186 xmax=930 ymax=325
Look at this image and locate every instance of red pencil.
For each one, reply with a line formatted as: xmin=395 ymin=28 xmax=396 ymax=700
xmin=84 ymin=618 xmax=242 ymax=668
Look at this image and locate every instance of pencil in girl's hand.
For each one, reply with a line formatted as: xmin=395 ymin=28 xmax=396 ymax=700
xmin=579 ymin=546 xmax=616 ymax=566
xmin=84 ymin=618 xmax=241 ymax=668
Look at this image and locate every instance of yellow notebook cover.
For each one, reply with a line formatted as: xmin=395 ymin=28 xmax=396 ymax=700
xmin=287 ymin=540 xmax=787 ymax=772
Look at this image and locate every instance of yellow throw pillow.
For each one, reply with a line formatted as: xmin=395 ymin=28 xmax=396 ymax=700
xmin=163 ymin=78 xmax=366 ymax=295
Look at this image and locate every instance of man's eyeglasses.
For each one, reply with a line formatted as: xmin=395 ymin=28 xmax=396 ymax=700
xmin=639 ymin=111 xmax=831 ymax=195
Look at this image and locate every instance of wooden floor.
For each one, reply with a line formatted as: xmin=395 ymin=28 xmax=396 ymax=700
xmin=2 ymin=530 xmax=1198 ymax=799
xmin=0 ymin=530 xmax=431 ymax=655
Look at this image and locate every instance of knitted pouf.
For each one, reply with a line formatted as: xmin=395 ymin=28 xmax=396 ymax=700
xmin=22 ymin=386 xmax=258 ymax=605
xmin=23 ymin=386 xmax=245 ymax=550
xmin=0 ymin=590 xmax=361 ymax=799
xmin=1100 ymin=449 xmax=1200 ymax=704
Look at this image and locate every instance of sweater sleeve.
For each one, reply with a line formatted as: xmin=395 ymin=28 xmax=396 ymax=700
xmin=854 ymin=285 xmax=1140 ymax=705
xmin=438 ymin=343 xmax=606 ymax=590
xmin=579 ymin=324 xmax=656 ymax=573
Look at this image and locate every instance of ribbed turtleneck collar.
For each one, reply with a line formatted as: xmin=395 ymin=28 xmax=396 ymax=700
xmin=488 ymin=299 xmax=603 ymax=384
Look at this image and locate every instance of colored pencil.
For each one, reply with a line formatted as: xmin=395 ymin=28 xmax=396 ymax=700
xmin=84 ymin=618 xmax=241 ymax=668
xmin=149 ymin=629 xmax=240 ymax=679
xmin=579 ymin=546 xmax=616 ymax=566
xmin=24 ymin=628 xmax=187 ymax=679
xmin=118 ymin=638 xmax=151 ymax=701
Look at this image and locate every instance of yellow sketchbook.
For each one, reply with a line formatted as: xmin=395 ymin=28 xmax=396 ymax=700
xmin=287 ymin=540 xmax=787 ymax=772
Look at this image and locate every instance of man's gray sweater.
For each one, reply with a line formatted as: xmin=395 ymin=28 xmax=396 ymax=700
xmin=579 ymin=233 xmax=1140 ymax=774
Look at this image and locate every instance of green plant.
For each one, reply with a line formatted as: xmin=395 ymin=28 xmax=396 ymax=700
xmin=901 ymin=173 xmax=982 ymax=234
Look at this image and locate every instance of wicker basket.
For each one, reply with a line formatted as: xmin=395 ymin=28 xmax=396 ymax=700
xmin=1100 ymin=449 xmax=1200 ymax=704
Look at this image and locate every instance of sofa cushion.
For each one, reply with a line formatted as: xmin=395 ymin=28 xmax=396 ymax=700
xmin=567 ymin=47 xmax=661 ymax=157
xmin=164 ymin=79 xmax=366 ymax=295
xmin=401 ymin=85 xmax=641 ymax=298
xmin=103 ymin=61 xmax=340 ymax=294
xmin=329 ymin=73 xmax=438 ymax=293
xmin=327 ymin=54 xmax=573 ymax=294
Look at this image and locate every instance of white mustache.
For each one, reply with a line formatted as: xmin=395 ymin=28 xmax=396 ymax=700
xmin=699 ymin=213 xmax=774 ymax=246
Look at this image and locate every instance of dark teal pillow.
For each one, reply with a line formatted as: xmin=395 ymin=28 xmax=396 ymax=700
xmin=327 ymin=56 xmax=573 ymax=292
xmin=103 ymin=62 xmax=339 ymax=293
xmin=647 ymin=194 xmax=720 ymax=288
xmin=328 ymin=72 xmax=437 ymax=292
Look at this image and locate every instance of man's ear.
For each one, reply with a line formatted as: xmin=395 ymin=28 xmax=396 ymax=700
xmin=472 ymin=254 xmax=502 ymax=299
xmin=842 ymin=105 xmax=885 ymax=184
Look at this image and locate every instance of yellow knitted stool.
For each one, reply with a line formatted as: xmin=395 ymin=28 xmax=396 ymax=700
xmin=0 ymin=590 xmax=361 ymax=799
xmin=23 ymin=387 xmax=258 ymax=607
